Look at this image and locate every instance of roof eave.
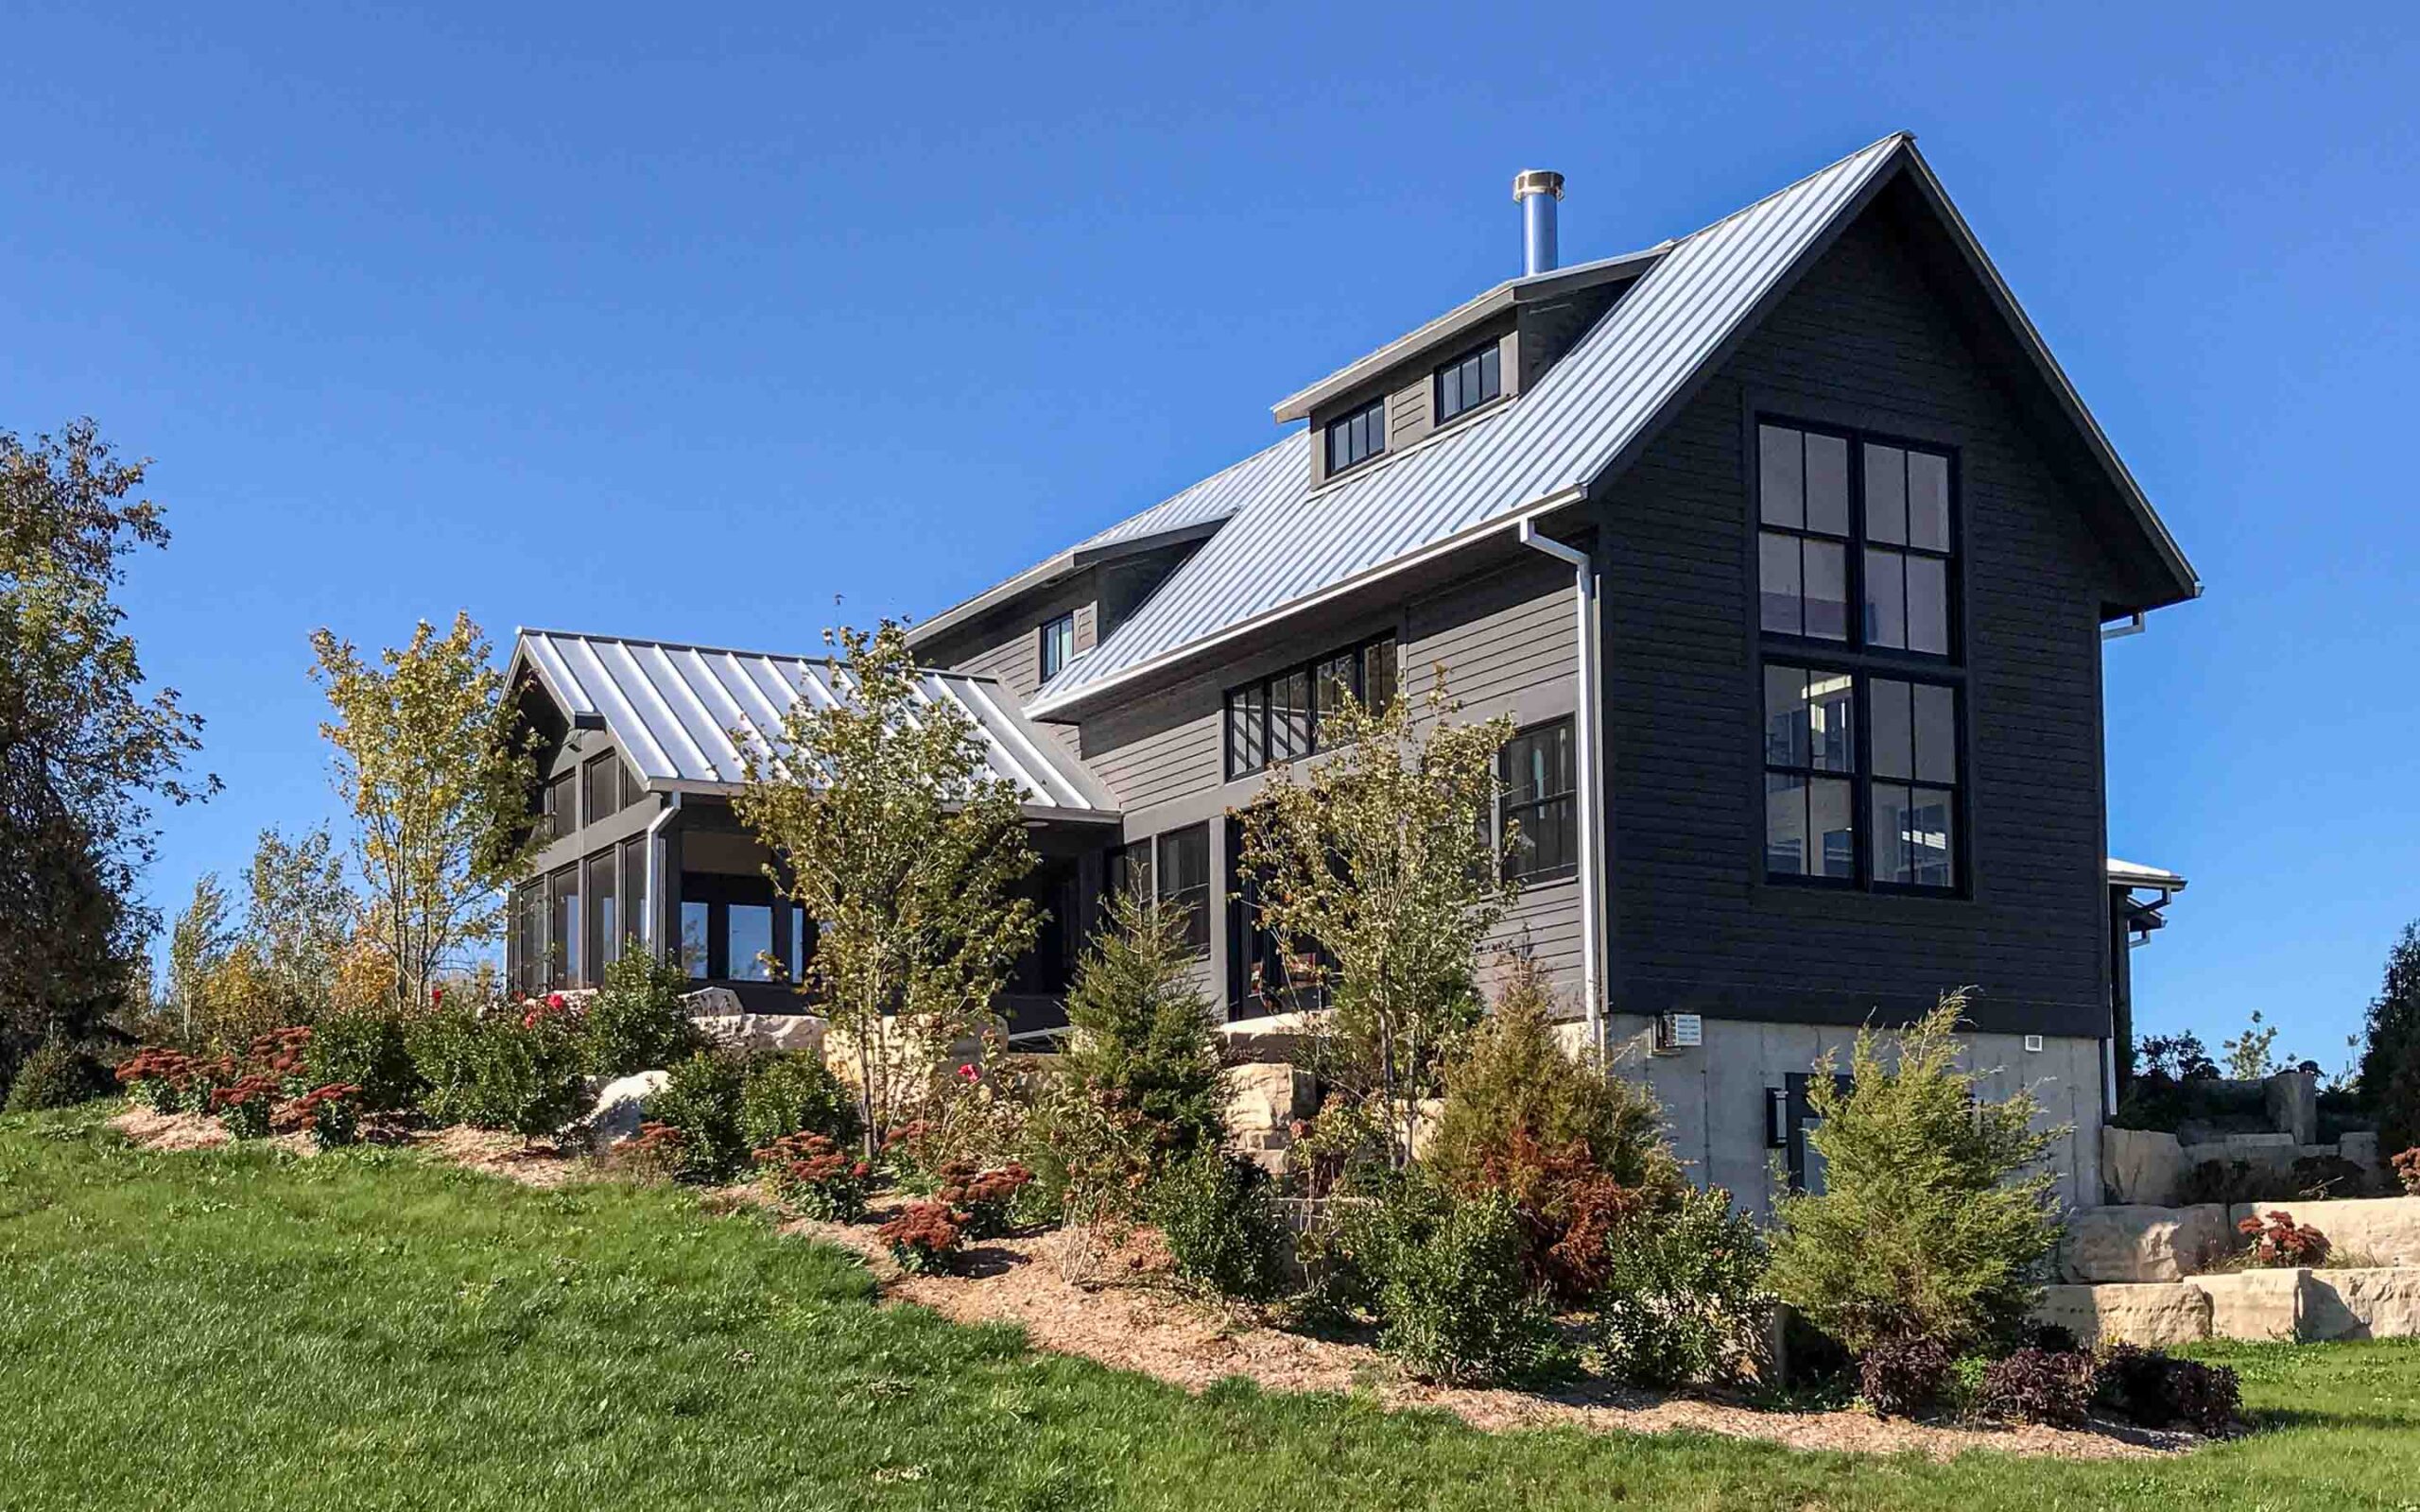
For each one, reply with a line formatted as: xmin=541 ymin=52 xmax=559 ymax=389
xmin=1269 ymin=247 xmax=1669 ymax=424
xmin=907 ymin=518 xmax=1232 ymax=648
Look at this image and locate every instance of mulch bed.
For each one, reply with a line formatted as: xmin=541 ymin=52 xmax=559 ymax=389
xmin=104 ymin=1108 xmax=2199 ymax=1461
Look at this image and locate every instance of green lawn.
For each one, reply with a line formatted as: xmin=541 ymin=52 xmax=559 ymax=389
xmin=4 ymin=1108 xmax=2415 ymax=1511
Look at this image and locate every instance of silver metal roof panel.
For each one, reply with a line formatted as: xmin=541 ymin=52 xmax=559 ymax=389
xmin=510 ymin=628 xmax=1118 ymax=818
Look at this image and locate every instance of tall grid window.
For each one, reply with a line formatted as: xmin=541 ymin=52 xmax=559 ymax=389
xmin=1039 ymin=611 xmax=1076 ymax=681
xmin=1325 ymin=398 xmax=1386 ymax=474
xmin=1155 ymin=824 xmax=1211 ymax=954
xmin=1435 ymin=342 xmax=1501 ymax=423
xmin=1757 ymin=419 xmax=1963 ymax=893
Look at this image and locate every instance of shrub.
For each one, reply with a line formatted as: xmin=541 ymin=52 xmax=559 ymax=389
xmin=1374 ymin=1189 xmax=1562 ymax=1386
xmin=1858 ymin=1333 xmax=1956 ymax=1418
xmin=115 ymin=1047 xmax=197 ymax=1112
xmin=1053 ymin=890 xmax=1230 ymax=1188
xmin=4 ymin=1032 xmax=109 ymax=1112
xmin=1150 ymin=1150 xmax=1288 ymax=1301
xmin=1979 ymin=1348 xmax=2097 ymax=1427
xmin=1766 ymin=993 xmax=2062 ymax=1359
xmin=879 ymin=1201 xmax=965 ymax=1274
xmin=247 ymin=1026 xmax=314 ymax=1087
xmin=2238 ymin=1209 xmax=2329 ymax=1267
xmin=1426 ymin=959 xmax=1680 ymax=1301
xmin=648 ymin=1050 xmax=752 ymax=1181
xmin=755 ymin=1132 xmax=872 ymax=1221
xmin=738 ymin=1051 xmax=860 ymax=1153
xmin=2393 ymin=1146 xmax=2420 ymax=1196
xmin=614 ymin=1120 xmax=688 ymax=1181
xmin=273 ymin=1082 xmax=364 ymax=1148
xmin=937 ymin=1160 xmax=1034 ymax=1242
xmin=2094 ymin=1344 xmax=2243 ymax=1435
xmin=1595 ymin=1185 xmax=1772 ymax=1389
xmin=305 ymin=1005 xmax=421 ymax=1113
xmin=410 ymin=1007 xmax=585 ymax=1138
xmin=581 ymin=952 xmax=704 ymax=1077
xmin=212 ymin=1073 xmax=282 ymax=1140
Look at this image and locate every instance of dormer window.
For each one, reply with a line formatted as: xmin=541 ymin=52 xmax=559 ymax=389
xmin=1435 ymin=342 xmax=1501 ymax=424
xmin=1325 ymin=398 xmax=1386 ymax=476
xmin=1039 ymin=611 xmax=1076 ymax=680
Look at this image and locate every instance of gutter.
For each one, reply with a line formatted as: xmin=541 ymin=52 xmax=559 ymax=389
xmin=1514 ymin=518 xmax=1605 ymax=1052
xmin=642 ymin=792 xmax=683 ymax=955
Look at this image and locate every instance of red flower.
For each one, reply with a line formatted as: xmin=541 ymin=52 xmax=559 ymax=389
xmin=956 ymin=1062 xmax=979 ymax=1083
xmin=431 ymin=986 xmax=444 ymax=1005
xmin=546 ymin=992 xmax=565 ymax=1010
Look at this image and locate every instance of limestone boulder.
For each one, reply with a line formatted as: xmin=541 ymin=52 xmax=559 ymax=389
xmin=2265 ymin=1070 xmax=2320 ymax=1146
xmin=2032 ymin=1282 xmax=2211 ymax=1349
xmin=2101 ymin=1126 xmax=2187 ymax=1206
xmin=578 ymin=1070 xmax=669 ymax=1146
xmin=693 ymin=1012 xmax=828 ymax=1058
xmin=2306 ymin=1267 xmax=2420 ymax=1341
xmin=2231 ymin=1195 xmax=2420 ymax=1266
xmin=2198 ymin=1267 xmax=2308 ymax=1343
xmin=2058 ymin=1204 xmax=2234 ymax=1282
xmin=1225 ymin=1062 xmax=1315 ymax=1134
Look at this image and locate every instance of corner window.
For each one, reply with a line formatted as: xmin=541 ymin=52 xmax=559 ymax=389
xmin=1154 ymin=824 xmax=1211 ymax=954
xmin=540 ymin=769 xmax=576 ymax=844
xmin=582 ymin=752 xmax=632 ymax=828
xmin=546 ymin=865 xmax=581 ymax=988
xmin=1762 ymin=665 xmax=1961 ymax=890
xmin=1224 ymin=634 xmax=1398 ymax=780
xmin=1039 ymin=611 xmax=1076 ymax=681
xmin=1496 ymin=719 xmax=1577 ymax=882
xmin=1435 ymin=342 xmax=1502 ymax=424
xmin=1325 ymin=398 xmax=1386 ymax=475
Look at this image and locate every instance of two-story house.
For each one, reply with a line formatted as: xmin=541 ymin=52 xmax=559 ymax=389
xmin=500 ymin=133 xmax=2196 ymax=1210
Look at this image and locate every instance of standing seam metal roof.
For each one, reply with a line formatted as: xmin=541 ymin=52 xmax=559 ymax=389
xmin=510 ymin=628 xmax=1115 ymax=816
xmin=1027 ymin=133 xmax=1910 ymax=715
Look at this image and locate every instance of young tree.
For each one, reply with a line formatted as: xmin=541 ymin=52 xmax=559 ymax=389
xmin=0 ymin=421 xmax=214 ymax=1078
xmin=1057 ymin=887 xmax=1230 ymax=1179
xmin=1766 ymin=992 xmax=2064 ymax=1359
xmin=164 ymin=872 xmax=238 ymax=1042
xmin=1232 ymin=670 xmax=1516 ymax=1165
xmin=2360 ymin=923 xmax=2420 ymax=1154
xmin=241 ymin=824 xmax=357 ymax=1010
xmin=2221 ymin=1009 xmax=2281 ymax=1082
xmin=309 ymin=613 xmax=535 ymax=1014
xmin=733 ymin=621 xmax=1041 ymax=1155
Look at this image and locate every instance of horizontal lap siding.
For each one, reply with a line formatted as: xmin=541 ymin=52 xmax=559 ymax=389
xmin=1599 ymin=208 xmax=2114 ymax=1040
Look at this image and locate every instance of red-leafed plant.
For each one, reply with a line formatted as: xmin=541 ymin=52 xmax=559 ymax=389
xmin=2393 ymin=1146 xmax=2420 ymax=1197
xmin=2238 ymin=1209 xmax=2330 ymax=1267
xmin=615 ymin=1120 xmax=688 ymax=1181
xmin=247 ymin=1026 xmax=315 ymax=1085
xmin=877 ymin=1201 xmax=965 ymax=1275
xmin=272 ymin=1082 xmax=364 ymax=1148
xmin=755 ymin=1132 xmax=873 ymax=1222
xmin=933 ymin=1159 xmax=1032 ymax=1241
xmin=115 ymin=1047 xmax=199 ymax=1112
xmin=212 ymin=1073 xmax=284 ymax=1140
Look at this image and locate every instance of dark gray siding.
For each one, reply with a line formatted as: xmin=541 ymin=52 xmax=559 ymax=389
xmin=1077 ymin=554 xmax=1584 ymax=1015
xmin=1596 ymin=202 xmax=2119 ymax=1039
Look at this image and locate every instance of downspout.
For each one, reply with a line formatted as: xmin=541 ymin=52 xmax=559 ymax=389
xmin=643 ymin=792 xmax=683 ymax=958
xmin=1516 ymin=518 xmax=1604 ymax=1052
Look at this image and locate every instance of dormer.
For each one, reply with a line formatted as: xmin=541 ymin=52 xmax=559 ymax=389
xmin=1276 ymin=171 xmax=1668 ymax=489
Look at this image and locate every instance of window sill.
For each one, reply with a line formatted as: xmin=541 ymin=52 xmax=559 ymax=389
xmin=1505 ymin=867 xmax=1579 ymax=890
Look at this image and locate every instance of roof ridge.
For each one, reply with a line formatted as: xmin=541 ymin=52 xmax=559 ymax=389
xmin=514 ymin=627 xmax=1005 ymax=685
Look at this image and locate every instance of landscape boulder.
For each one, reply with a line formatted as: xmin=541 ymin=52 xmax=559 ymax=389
xmin=2033 ymin=1282 xmax=2211 ymax=1349
xmin=2229 ymin=1195 xmax=2420 ymax=1265
xmin=2058 ymin=1203 xmax=2234 ymax=1282
xmin=2100 ymin=1126 xmax=2188 ymax=1206
xmin=579 ymin=1070 xmax=669 ymax=1147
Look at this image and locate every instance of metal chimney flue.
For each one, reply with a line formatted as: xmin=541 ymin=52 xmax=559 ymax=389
xmin=1512 ymin=169 xmax=1564 ymax=276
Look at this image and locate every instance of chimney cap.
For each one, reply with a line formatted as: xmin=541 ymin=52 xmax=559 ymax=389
xmin=1512 ymin=168 xmax=1565 ymax=203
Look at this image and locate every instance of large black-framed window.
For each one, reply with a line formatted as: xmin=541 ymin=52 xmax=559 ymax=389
xmin=1155 ymin=824 xmax=1211 ymax=954
xmin=1105 ymin=836 xmax=1153 ymax=904
xmin=1223 ymin=633 xmax=1398 ymax=780
xmin=1762 ymin=664 xmax=1962 ymax=892
xmin=1039 ymin=611 xmax=1076 ymax=681
xmin=540 ymin=769 xmax=577 ymax=844
xmin=1758 ymin=421 xmax=1956 ymax=657
xmin=1325 ymin=398 xmax=1386 ymax=475
xmin=1226 ymin=815 xmax=1333 ymax=1022
xmin=1434 ymin=341 xmax=1501 ymax=424
xmin=677 ymin=872 xmax=806 ymax=981
xmin=545 ymin=864 xmax=581 ymax=988
xmin=1496 ymin=718 xmax=1577 ymax=883
xmin=582 ymin=752 xmax=634 ymax=828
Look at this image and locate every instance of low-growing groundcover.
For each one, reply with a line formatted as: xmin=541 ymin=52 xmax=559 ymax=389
xmin=4 ymin=1113 xmax=2417 ymax=1512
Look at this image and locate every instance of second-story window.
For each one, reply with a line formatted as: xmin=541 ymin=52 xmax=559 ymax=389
xmin=1435 ymin=342 xmax=1501 ymax=424
xmin=1039 ymin=611 xmax=1076 ymax=681
xmin=1496 ymin=718 xmax=1577 ymax=882
xmin=1326 ymin=398 xmax=1386 ymax=475
xmin=541 ymin=769 xmax=577 ymax=844
xmin=1758 ymin=422 xmax=1956 ymax=654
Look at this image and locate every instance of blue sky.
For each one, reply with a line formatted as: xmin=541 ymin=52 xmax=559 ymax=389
xmin=2 ymin=4 xmax=2411 ymax=1064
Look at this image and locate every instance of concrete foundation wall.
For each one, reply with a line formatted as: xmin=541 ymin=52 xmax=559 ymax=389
xmin=1601 ymin=1014 xmax=2103 ymax=1218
